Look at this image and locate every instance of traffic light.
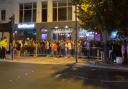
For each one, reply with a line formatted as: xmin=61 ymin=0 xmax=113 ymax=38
xmin=9 ymin=14 xmax=15 ymax=42
xmin=9 ymin=14 xmax=15 ymax=22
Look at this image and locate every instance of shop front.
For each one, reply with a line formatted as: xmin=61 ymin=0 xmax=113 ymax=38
xmin=36 ymin=22 xmax=102 ymax=41
xmin=15 ymin=23 xmax=36 ymax=40
xmin=41 ymin=28 xmax=48 ymax=40
xmin=79 ymin=28 xmax=101 ymax=41
xmin=16 ymin=22 xmax=102 ymax=41
xmin=36 ymin=21 xmax=76 ymax=41
xmin=51 ymin=26 xmax=73 ymax=40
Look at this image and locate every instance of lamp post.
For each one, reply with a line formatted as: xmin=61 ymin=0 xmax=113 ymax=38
xmin=9 ymin=14 xmax=15 ymax=60
xmin=75 ymin=4 xmax=79 ymax=63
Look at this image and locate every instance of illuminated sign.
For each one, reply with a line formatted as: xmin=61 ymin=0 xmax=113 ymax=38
xmin=41 ymin=29 xmax=47 ymax=32
xmin=18 ymin=23 xmax=35 ymax=29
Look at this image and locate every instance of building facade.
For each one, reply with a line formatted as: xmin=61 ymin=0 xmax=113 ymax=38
xmin=0 ymin=0 xmax=78 ymax=40
xmin=0 ymin=0 xmax=100 ymax=41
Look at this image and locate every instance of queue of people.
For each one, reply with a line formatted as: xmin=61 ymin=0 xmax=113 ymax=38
xmin=108 ymin=40 xmax=128 ymax=64
xmin=12 ymin=39 xmax=103 ymax=59
xmin=0 ymin=37 xmax=128 ymax=65
xmin=13 ymin=39 xmax=75 ymax=58
xmin=13 ymin=39 xmax=128 ymax=64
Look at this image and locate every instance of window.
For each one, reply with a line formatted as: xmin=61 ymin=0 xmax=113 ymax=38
xmin=42 ymin=1 xmax=47 ymax=22
xmin=53 ymin=8 xmax=57 ymax=21
xmin=68 ymin=7 xmax=72 ymax=20
xmin=1 ymin=10 xmax=6 ymax=21
xmin=19 ymin=2 xmax=37 ymax=23
xmin=58 ymin=8 xmax=66 ymax=21
xmin=53 ymin=0 xmax=72 ymax=21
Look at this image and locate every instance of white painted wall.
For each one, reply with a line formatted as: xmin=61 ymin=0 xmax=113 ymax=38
xmin=0 ymin=0 xmax=75 ymax=23
xmin=36 ymin=0 xmax=42 ymax=23
xmin=72 ymin=5 xmax=75 ymax=21
xmin=47 ymin=0 xmax=53 ymax=22
xmin=0 ymin=0 xmax=17 ymax=23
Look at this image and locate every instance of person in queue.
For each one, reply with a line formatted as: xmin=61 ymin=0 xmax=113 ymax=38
xmin=0 ymin=37 xmax=7 ymax=60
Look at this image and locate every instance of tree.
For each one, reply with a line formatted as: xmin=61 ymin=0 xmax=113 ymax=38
xmin=72 ymin=0 xmax=128 ymax=35
xmin=72 ymin=0 xmax=108 ymax=62
xmin=72 ymin=0 xmax=128 ymax=62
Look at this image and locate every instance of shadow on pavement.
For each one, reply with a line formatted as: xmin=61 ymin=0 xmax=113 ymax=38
xmin=52 ymin=64 xmax=128 ymax=89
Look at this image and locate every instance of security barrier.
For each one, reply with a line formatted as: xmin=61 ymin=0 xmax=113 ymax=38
xmin=13 ymin=46 xmax=103 ymax=61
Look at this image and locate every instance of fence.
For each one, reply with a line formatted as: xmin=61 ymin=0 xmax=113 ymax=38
xmin=13 ymin=46 xmax=103 ymax=61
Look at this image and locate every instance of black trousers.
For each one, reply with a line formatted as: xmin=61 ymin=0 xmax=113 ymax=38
xmin=0 ymin=47 xmax=6 ymax=59
xmin=0 ymin=47 xmax=2 ymax=58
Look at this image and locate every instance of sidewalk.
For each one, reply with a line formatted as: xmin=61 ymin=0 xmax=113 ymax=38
xmin=2 ymin=56 xmax=88 ymax=64
xmin=1 ymin=56 xmax=128 ymax=71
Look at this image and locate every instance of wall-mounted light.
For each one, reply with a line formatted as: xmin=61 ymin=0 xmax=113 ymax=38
xmin=54 ymin=26 xmax=59 ymax=29
xmin=65 ymin=25 xmax=69 ymax=29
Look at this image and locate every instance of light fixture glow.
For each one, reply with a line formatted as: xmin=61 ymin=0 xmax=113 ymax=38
xmin=18 ymin=23 xmax=35 ymax=29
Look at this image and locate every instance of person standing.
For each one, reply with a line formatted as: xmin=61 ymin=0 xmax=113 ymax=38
xmin=111 ymin=41 xmax=117 ymax=63
xmin=115 ymin=42 xmax=122 ymax=64
xmin=0 ymin=38 xmax=2 ymax=59
xmin=60 ymin=40 xmax=65 ymax=57
xmin=126 ymin=41 xmax=128 ymax=64
xmin=86 ymin=41 xmax=90 ymax=59
xmin=67 ymin=41 xmax=72 ymax=58
xmin=0 ymin=37 xmax=7 ymax=60
xmin=15 ymin=41 xmax=21 ymax=57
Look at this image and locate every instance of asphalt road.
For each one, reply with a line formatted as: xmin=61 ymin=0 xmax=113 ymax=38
xmin=0 ymin=62 xmax=128 ymax=89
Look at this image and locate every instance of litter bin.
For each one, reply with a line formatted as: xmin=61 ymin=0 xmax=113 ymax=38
xmin=116 ymin=57 xmax=123 ymax=64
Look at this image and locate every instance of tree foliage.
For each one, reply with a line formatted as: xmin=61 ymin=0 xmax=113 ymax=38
xmin=72 ymin=0 xmax=128 ymax=33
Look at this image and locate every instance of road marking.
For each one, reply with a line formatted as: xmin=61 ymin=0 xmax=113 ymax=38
xmin=55 ymin=74 xmax=62 ymax=78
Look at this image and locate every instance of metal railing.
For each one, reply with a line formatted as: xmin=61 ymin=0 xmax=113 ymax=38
xmin=13 ymin=46 xmax=103 ymax=61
